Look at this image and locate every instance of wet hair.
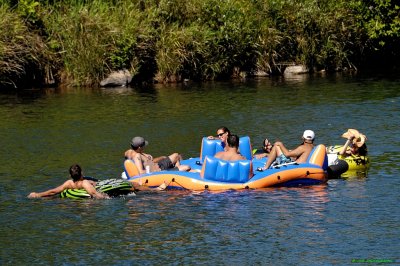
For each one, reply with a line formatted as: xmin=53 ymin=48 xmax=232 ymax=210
xmin=69 ymin=164 xmax=83 ymax=181
xmin=217 ymin=126 xmax=231 ymax=136
xmin=358 ymin=144 xmax=368 ymax=156
xmin=227 ymin=134 xmax=239 ymax=148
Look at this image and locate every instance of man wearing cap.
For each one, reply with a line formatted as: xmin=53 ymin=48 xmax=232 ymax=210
xmin=125 ymin=136 xmax=190 ymax=174
xmin=261 ymin=130 xmax=315 ymax=170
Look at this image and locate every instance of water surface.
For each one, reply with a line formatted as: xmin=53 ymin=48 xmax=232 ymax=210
xmin=0 ymin=73 xmax=399 ymax=265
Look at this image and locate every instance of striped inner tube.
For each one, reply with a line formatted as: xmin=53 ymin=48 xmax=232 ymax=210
xmin=61 ymin=179 xmax=133 ymax=199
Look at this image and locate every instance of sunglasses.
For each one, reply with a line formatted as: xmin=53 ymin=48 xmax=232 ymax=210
xmin=217 ymin=132 xmax=225 ymax=137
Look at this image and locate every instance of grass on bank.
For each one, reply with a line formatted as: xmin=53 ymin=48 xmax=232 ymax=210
xmin=0 ymin=0 xmax=398 ymax=89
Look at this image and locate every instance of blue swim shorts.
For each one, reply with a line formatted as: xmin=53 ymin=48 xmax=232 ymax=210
xmin=276 ymin=154 xmax=293 ymax=165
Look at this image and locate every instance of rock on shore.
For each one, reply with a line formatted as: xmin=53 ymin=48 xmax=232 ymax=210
xmin=284 ymin=65 xmax=309 ymax=75
xmin=100 ymin=69 xmax=132 ymax=87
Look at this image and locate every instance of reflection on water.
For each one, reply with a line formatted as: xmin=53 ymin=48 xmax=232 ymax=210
xmin=0 ymin=73 xmax=399 ymax=264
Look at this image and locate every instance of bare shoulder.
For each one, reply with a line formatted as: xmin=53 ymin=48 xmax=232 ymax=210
xmin=133 ymin=152 xmax=142 ymax=160
xmin=297 ymin=143 xmax=313 ymax=152
xmin=299 ymin=144 xmax=314 ymax=156
xmin=125 ymin=149 xmax=132 ymax=158
xmin=81 ymin=179 xmax=94 ymax=187
xmin=63 ymin=179 xmax=75 ymax=189
xmin=235 ymin=153 xmax=246 ymax=160
xmin=214 ymin=151 xmax=223 ymax=159
xmin=127 ymin=149 xmax=139 ymax=159
xmin=305 ymin=143 xmax=314 ymax=151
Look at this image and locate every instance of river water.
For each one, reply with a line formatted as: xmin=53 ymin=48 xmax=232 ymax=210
xmin=0 ymin=73 xmax=399 ymax=265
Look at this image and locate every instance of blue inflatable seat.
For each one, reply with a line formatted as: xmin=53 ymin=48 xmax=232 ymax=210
xmin=200 ymin=156 xmax=253 ymax=183
xmin=199 ymin=136 xmax=253 ymax=163
xmin=199 ymin=137 xmax=224 ymax=163
xmin=238 ymin=136 xmax=252 ymax=160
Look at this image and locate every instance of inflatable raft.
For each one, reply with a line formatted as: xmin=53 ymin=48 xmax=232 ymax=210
xmin=125 ymin=137 xmax=328 ymax=191
xmin=327 ymin=145 xmax=370 ymax=178
xmin=60 ymin=179 xmax=134 ymax=199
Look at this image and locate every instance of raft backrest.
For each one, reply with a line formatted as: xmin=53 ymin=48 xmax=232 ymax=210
xmin=199 ymin=136 xmax=253 ymax=162
xmin=200 ymin=137 xmax=224 ymax=162
xmin=124 ymin=159 xmax=140 ymax=178
xmin=238 ymin=136 xmax=253 ymax=160
xmin=200 ymin=156 xmax=253 ymax=183
xmin=306 ymin=144 xmax=328 ymax=169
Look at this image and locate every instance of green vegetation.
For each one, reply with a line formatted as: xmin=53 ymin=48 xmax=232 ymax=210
xmin=0 ymin=0 xmax=399 ymax=89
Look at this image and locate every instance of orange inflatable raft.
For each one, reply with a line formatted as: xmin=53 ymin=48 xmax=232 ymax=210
xmin=124 ymin=137 xmax=328 ymax=191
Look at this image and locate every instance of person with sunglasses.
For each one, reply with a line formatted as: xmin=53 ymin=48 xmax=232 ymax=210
xmin=254 ymin=138 xmax=273 ymax=159
xmin=207 ymin=126 xmax=231 ymax=150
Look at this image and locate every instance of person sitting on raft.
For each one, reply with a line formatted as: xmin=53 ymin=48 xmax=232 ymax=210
xmin=28 ymin=164 xmax=109 ymax=199
xmin=261 ymin=130 xmax=315 ymax=170
xmin=214 ymin=134 xmax=246 ymax=161
xmin=339 ymin=129 xmax=368 ymax=157
xmin=207 ymin=126 xmax=231 ymax=151
xmin=125 ymin=136 xmax=190 ymax=174
xmin=254 ymin=137 xmax=273 ymax=159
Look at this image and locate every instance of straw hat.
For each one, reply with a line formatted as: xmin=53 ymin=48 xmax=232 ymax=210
xmin=341 ymin=129 xmax=367 ymax=147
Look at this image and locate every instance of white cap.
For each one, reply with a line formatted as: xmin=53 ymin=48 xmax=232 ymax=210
xmin=303 ymin=130 xmax=315 ymax=141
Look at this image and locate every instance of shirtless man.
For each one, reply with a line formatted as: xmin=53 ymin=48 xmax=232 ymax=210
xmin=125 ymin=136 xmax=190 ymax=174
xmin=262 ymin=130 xmax=315 ymax=170
xmin=28 ymin=164 xmax=109 ymax=199
xmin=214 ymin=134 xmax=246 ymax=161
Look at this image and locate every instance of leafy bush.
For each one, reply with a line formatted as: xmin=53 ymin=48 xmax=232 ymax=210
xmin=0 ymin=2 xmax=55 ymax=89
xmin=0 ymin=0 xmax=398 ymax=89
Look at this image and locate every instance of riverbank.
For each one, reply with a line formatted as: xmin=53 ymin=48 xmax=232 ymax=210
xmin=0 ymin=0 xmax=399 ymax=90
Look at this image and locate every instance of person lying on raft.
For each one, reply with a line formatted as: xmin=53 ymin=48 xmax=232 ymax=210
xmin=125 ymin=136 xmax=190 ymax=174
xmin=28 ymin=164 xmax=109 ymax=199
xmin=214 ymin=134 xmax=246 ymax=161
xmin=254 ymin=137 xmax=273 ymax=159
xmin=261 ymin=130 xmax=315 ymax=170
